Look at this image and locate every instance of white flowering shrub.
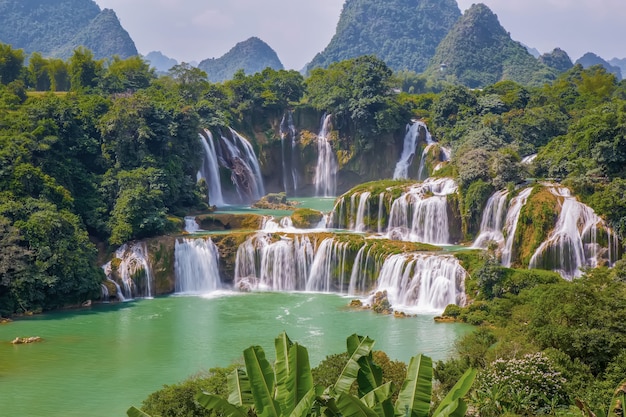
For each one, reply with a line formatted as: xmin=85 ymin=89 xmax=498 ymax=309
xmin=472 ymin=352 xmax=568 ymax=416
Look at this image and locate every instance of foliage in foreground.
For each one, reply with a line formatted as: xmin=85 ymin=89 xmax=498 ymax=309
xmin=129 ymin=332 xmax=476 ymax=417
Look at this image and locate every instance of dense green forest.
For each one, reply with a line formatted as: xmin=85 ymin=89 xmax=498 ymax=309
xmin=1 ymin=39 xmax=626 ymax=416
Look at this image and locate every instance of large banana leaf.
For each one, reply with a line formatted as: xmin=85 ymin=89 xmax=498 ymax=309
xmin=393 ymin=354 xmax=432 ymax=417
xmin=334 ymin=334 xmax=375 ymax=394
xmin=284 ymin=343 xmax=314 ymax=413
xmin=335 ymin=392 xmax=380 ymax=417
xmin=244 ymin=345 xmax=281 ymax=417
xmin=361 ymin=381 xmax=395 ymax=417
xmin=196 ymin=392 xmax=249 ymax=417
xmin=228 ymin=368 xmax=254 ymax=407
xmin=288 ymin=387 xmax=319 ymax=417
xmin=126 ymin=406 xmax=153 ymax=417
xmin=356 ymin=355 xmax=384 ymax=397
xmin=608 ymin=380 xmax=626 ymax=417
xmin=275 ymin=333 xmax=294 ymax=411
xmin=432 ymin=368 xmax=476 ymax=417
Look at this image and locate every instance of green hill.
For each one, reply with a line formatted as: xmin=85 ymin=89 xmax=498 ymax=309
xmin=198 ymin=37 xmax=283 ymax=83
xmin=424 ymin=3 xmax=556 ymax=88
xmin=306 ymin=0 xmax=461 ymax=73
xmin=0 ymin=0 xmax=137 ymax=59
xmin=576 ymin=52 xmax=622 ymax=80
xmin=539 ymin=48 xmax=573 ymax=73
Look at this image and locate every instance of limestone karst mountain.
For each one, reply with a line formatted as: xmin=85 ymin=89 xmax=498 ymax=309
xmin=306 ymin=0 xmax=461 ymax=73
xmin=424 ymin=3 xmax=556 ymax=88
xmin=198 ymin=37 xmax=284 ymax=83
xmin=0 ymin=0 xmax=137 ymax=59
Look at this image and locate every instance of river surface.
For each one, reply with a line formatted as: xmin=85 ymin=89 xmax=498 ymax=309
xmin=0 ymin=292 xmax=472 ymax=417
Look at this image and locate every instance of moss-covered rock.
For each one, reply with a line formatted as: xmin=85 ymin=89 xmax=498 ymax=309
xmin=196 ymin=213 xmax=263 ymax=231
xmin=252 ymin=193 xmax=298 ymax=210
xmin=291 ymin=208 xmax=324 ymax=228
xmin=145 ymin=236 xmax=177 ymax=294
xmin=512 ymin=186 xmax=559 ymax=267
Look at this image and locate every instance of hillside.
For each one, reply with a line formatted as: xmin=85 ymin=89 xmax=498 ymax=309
xmin=539 ymin=48 xmax=573 ymax=73
xmin=0 ymin=0 xmax=137 ymax=59
xmin=424 ymin=3 xmax=556 ymax=88
xmin=306 ymin=0 xmax=461 ymax=73
xmin=198 ymin=37 xmax=283 ymax=83
xmin=576 ymin=52 xmax=623 ymax=80
xmin=610 ymin=57 xmax=626 ymax=76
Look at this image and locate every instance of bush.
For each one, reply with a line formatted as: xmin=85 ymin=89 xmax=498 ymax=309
xmin=140 ymin=365 xmax=238 ymax=417
xmin=472 ymin=352 xmax=568 ymax=416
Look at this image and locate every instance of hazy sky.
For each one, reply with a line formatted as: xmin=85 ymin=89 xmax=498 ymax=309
xmin=95 ymin=0 xmax=626 ymax=70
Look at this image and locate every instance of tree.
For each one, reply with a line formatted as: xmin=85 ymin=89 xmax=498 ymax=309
xmin=100 ymin=55 xmax=155 ymax=93
xmin=69 ymin=47 xmax=103 ymax=91
xmin=0 ymin=43 xmax=25 ymax=85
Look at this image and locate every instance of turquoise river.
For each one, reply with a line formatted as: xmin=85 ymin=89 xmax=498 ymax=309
xmin=0 ymin=292 xmax=473 ymax=417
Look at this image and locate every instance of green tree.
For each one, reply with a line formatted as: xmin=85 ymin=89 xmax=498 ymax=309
xmin=69 ymin=47 xmax=103 ymax=91
xmin=0 ymin=43 xmax=25 ymax=85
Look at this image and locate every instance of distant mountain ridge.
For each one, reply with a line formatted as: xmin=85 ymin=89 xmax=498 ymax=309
xmin=306 ymin=0 xmax=461 ymax=73
xmin=423 ymin=3 xmax=556 ymax=88
xmin=198 ymin=37 xmax=283 ymax=83
xmin=0 ymin=0 xmax=137 ymax=59
xmin=144 ymin=51 xmax=179 ymax=73
xmin=576 ymin=52 xmax=623 ymax=80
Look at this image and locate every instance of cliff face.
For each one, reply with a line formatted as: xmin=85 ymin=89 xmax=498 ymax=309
xmin=0 ymin=0 xmax=137 ymax=59
xmin=306 ymin=0 xmax=461 ymax=73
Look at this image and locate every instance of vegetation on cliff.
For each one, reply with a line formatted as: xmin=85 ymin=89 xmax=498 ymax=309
xmin=306 ymin=0 xmax=461 ymax=74
xmin=424 ymin=4 xmax=556 ymax=88
xmin=198 ymin=37 xmax=284 ymax=83
xmin=0 ymin=0 xmax=137 ymax=59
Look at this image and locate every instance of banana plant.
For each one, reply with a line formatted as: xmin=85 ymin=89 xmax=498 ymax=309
xmin=196 ymin=332 xmax=318 ymax=417
xmin=127 ymin=332 xmax=476 ymax=417
xmin=575 ymin=379 xmax=626 ymax=417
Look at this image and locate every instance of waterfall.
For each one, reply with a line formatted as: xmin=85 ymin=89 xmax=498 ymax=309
xmin=184 ymin=216 xmax=200 ymax=233
xmin=387 ymin=178 xmax=458 ymax=245
xmin=521 ymin=154 xmax=537 ymax=164
xmin=261 ymin=216 xmax=295 ymax=232
xmin=372 ymin=254 xmax=466 ymax=314
xmin=314 ymin=114 xmax=338 ymax=197
xmin=528 ymin=186 xmax=613 ymax=279
xmin=306 ymin=238 xmax=349 ymax=292
xmin=279 ymin=111 xmax=299 ymax=195
xmin=354 ymin=192 xmax=371 ymax=232
xmin=174 ymin=238 xmax=220 ymax=294
xmin=234 ymin=234 xmax=314 ymax=291
xmin=111 ymin=242 xmax=154 ymax=299
xmin=417 ymin=144 xmax=434 ymax=181
xmin=197 ymin=130 xmax=225 ymax=207
xmin=501 ymin=188 xmax=533 ymax=267
xmin=377 ymin=192 xmax=385 ymax=233
xmin=473 ymin=190 xmax=509 ymax=249
xmin=393 ymin=121 xmax=434 ymax=180
xmin=218 ymin=129 xmax=265 ymax=203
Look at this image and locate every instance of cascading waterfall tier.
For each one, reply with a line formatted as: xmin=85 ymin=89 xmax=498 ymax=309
xmin=279 ymin=111 xmax=299 ymax=196
xmin=232 ymin=232 xmax=468 ymax=312
xmin=330 ymin=178 xmax=459 ymax=245
xmin=197 ymin=129 xmax=225 ymax=206
xmin=500 ymin=187 xmax=533 ymax=267
xmin=174 ymin=238 xmax=221 ymax=294
xmin=473 ymin=190 xmax=509 ymax=249
xmin=372 ymin=253 xmax=466 ymax=314
xmin=103 ymin=242 xmax=154 ymax=299
xmin=528 ymin=185 xmax=617 ymax=279
xmin=314 ymin=114 xmax=338 ymax=197
xmin=386 ymin=178 xmax=458 ymax=244
xmin=393 ymin=121 xmax=436 ymax=180
xmin=184 ymin=216 xmax=200 ymax=233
